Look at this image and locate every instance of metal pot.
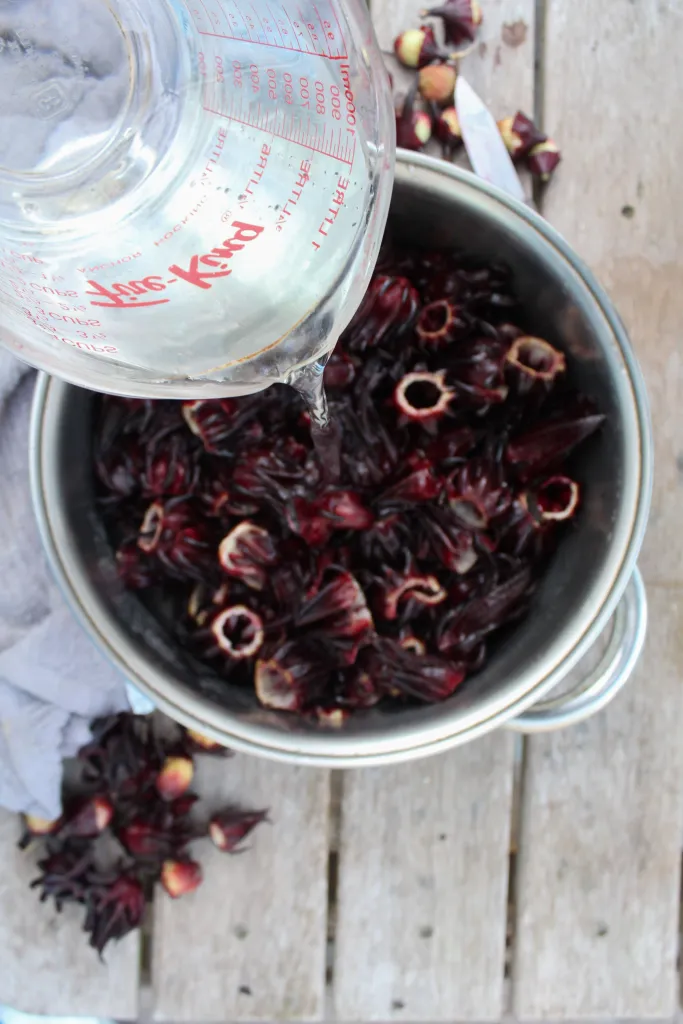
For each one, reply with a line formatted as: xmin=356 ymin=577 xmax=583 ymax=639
xmin=30 ymin=152 xmax=652 ymax=766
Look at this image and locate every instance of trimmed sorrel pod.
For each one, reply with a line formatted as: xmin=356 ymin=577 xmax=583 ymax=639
xmin=447 ymin=458 xmax=511 ymax=529
xmin=209 ymin=809 xmax=269 ymax=852
xmin=528 ymin=140 xmax=562 ymax=182
xmin=161 ymin=859 xmax=203 ymax=898
xmin=207 ymin=605 xmax=266 ymax=662
xmin=140 ymin=430 xmax=200 ymax=498
xmin=218 ymin=521 xmax=278 ymax=591
xmin=394 ymin=26 xmax=450 ymax=68
xmin=255 ymin=639 xmax=329 ymax=712
xmin=505 ymin=406 xmax=606 ymax=482
xmin=415 ymin=299 xmax=468 ymax=346
xmin=418 ymin=64 xmax=457 ymax=106
xmin=137 ymin=497 xmax=213 ymax=581
xmin=394 ymin=82 xmax=433 ymax=152
xmin=434 ymin=107 xmax=463 ymax=156
xmin=497 ymin=111 xmax=547 ymax=160
xmin=368 ymin=637 xmax=466 ymax=703
xmin=420 ymin=0 xmax=482 ymax=45
xmin=343 ymin=273 xmax=421 ymax=351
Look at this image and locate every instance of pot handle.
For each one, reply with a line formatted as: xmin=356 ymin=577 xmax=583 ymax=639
xmin=505 ymin=568 xmax=647 ymax=733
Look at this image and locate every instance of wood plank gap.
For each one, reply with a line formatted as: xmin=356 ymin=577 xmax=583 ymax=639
xmin=326 ymin=771 xmax=343 ymax=990
xmin=531 ymin=0 xmax=546 ymax=210
xmin=532 ymin=0 xmax=546 ymax=129
xmin=678 ymin=851 xmax=683 ymax=1009
xmin=140 ymin=896 xmax=154 ymax=988
xmin=504 ymin=735 xmax=526 ymax=1012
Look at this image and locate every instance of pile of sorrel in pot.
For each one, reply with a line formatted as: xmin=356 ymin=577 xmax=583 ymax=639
xmin=94 ymin=243 xmax=604 ymax=724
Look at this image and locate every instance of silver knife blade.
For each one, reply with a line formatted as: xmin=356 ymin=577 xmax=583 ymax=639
xmin=455 ymin=76 xmax=526 ymax=203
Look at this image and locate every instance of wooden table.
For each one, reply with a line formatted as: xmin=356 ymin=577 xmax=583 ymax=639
xmin=2 ymin=0 xmax=683 ymax=1020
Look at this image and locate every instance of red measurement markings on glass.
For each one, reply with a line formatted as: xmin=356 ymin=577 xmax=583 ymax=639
xmin=311 ymin=173 xmax=349 ymax=250
xmin=84 ymin=221 xmax=264 ymax=311
xmin=276 ymin=159 xmax=312 ymax=231
xmin=237 ymin=144 xmax=272 ymax=211
xmin=203 ymin=97 xmax=356 ymax=165
xmin=188 ymin=0 xmax=347 ymax=59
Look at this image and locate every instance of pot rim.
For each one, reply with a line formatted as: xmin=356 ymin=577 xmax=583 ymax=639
xmin=29 ymin=152 xmax=653 ymax=767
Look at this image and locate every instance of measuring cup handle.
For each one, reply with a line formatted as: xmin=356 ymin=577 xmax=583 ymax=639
xmin=505 ymin=568 xmax=647 ymax=733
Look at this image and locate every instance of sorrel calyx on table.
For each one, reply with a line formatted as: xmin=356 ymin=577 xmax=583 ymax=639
xmin=94 ymin=242 xmax=604 ymax=722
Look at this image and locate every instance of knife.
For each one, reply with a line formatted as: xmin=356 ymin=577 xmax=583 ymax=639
xmin=455 ymin=76 xmax=527 ymax=204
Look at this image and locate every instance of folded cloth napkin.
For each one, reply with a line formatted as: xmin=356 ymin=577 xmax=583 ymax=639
xmin=0 ymin=351 xmax=130 ymax=820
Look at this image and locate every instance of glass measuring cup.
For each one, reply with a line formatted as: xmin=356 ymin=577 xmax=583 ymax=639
xmin=0 ymin=0 xmax=395 ymax=397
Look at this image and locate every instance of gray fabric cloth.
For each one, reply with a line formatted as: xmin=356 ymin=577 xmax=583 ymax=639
xmin=0 ymin=352 xmax=129 ymax=819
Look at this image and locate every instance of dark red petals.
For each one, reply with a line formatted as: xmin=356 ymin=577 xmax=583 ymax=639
xmin=296 ymin=571 xmax=374 ymax=640
xmin=182 ymin=399 xmax=251 ymax=454
xmin=86 ymin=877 xmax=146 ymax=956
xmin=286 ymin=496 xmax=335 ymax=546
xmin=369 ymin=638 xmax=465 ymax=702
xmin=120 ymin=821 xmax=173 ymax=859
xmin=233 ymin=443 xmax=318 ymax=500
xmin=425 ymin=427 xmax=477 ymax=465
xmin=116 ymin=540 xmax=156 ymax=589
xmin=447 ymin=459 xmax=511 ymax=528
xmin=421 ymin=510 xmax=479 ymax=574
xmin=95 ymin=440 xmax=145 ymax=498
xmin=316 ymin=490 xmax=375 ymax=530
xmin=344 ymin=274 xmax=420 ymax=351
xmin=137 ymin=498 xmax=212 ymax=581
xmin=218 ymin=521 xmax=278 ymax=591
xmin=141 ymin=432 xmax=199 ymax=497
xmin=505 ymin=409 xmax=605 ymax=482
xmin=436 ymin=565 xmax=533 ymax=654
xmin=340 ymin=665 xmax=383 ymax=708
xmin=255 ymin=640 xmax=328 ymax=711
xmin=379 ymin=459 xmax=442 ymax=506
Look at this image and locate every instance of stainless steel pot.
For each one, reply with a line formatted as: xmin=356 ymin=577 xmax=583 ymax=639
xmin=30 ymin=152 xmax=652 ymax=766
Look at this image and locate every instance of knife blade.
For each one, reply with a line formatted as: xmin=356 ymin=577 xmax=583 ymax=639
xmin=455 ymin=76 xmax=526 ymax=203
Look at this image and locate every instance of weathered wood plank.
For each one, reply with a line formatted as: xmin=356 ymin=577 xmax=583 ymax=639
xmin=512 ymin=0 xmax=683 ymax=1017
xmin=333 ymin=736 xmax=515 ymax=1021
xmin=151 ymin=755 xmax=330 ymax=1022
xmin=537 ymin=0 xmax=683 ymax=586
xmin=330 ymin=2 xmax=534 ymax=1019
xmin=513 ymin=585 xmax=683 ymax=1019
xmin=0 ymin=809 xmax=141 ymax=1018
